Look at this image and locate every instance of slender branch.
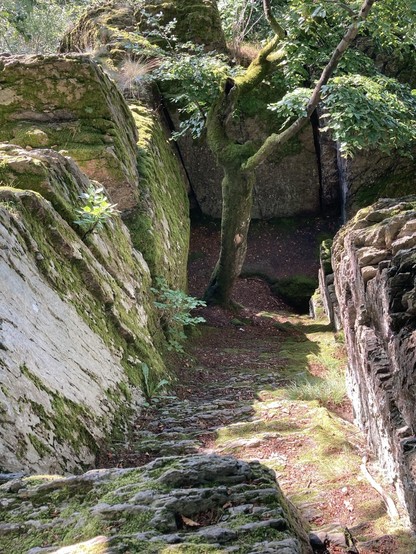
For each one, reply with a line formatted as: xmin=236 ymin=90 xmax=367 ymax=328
xmin=324 ymin=0 xmax=356 ymax=17
xmin=360 ymin=456 xmax=399 ymax=520
xmin=263 ymin=0 xmax=286 ymax=39
xmin=243 ymin=0 xmax=377 ymax=171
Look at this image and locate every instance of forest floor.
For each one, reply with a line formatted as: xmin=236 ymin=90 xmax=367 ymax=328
xmin=103 ymin=216 xmax=416 ymax=554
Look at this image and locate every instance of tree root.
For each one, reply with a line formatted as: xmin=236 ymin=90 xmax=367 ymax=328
xmin=360 ymin=456 xmax=399 ymax=521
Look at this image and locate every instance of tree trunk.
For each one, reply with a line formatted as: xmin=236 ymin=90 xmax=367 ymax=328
xmin=204 ymin=167 xmax=255 ymax=307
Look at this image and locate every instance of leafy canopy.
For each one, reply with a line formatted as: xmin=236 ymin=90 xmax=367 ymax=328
xmin=151 ymin=0 xmax=416 ymax=157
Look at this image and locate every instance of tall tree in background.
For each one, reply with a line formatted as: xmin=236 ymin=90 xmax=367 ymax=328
xmin=203 ymin=0 xmax=377 ymax=307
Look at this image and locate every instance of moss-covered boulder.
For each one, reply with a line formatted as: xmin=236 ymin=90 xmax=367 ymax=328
xmin=0 ymin=54 xmax=140 ymax=212
xmin=0 ymin=454 xmax=312 ymax=553
xmin=60 ymin=0 xmax=226 ymax=55
xmin=140 ymin=0 xmax=226 ymax=50
xmin=0 ymin=53 xmax=190 ymax=290
xmin=129 ymin=105 xmax=189 ymax=285
xmin=0 ymin=145 xmax=168 ymax=473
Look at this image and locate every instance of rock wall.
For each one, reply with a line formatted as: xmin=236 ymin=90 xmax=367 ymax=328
xmin=0 ymin=145 xmax=170 ymax=474
xmin=0 ymin=54 xmax=140 ymax=212
xmin=0 ymin=53 xmax=189 ymax=290
xmin=331 ymin=197 xmax=416 ymax=525
xmin=178 ymin=125 xmax=320 ymax=220
xmin=336 ymin=150 xmax=416 ymax=219
xmin=60 ymin=0 xmax=226 ymax=54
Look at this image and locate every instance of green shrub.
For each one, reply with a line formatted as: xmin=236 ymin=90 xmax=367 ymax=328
xmin=74 ymin=186 xmax=118 ymax=240
xmin=151 ymin=277 xmax=206 ymax=352
xmin=139 ymin=363 xmax=169 ymax=406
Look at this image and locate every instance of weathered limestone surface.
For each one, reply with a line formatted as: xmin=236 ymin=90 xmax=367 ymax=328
xmin=0 ymin=146 xmax=169 ymax=474
xmin=0 ymin=454 xmax=312 ymax=553
xmin=331 ymin=197 xmax=416 ymax=525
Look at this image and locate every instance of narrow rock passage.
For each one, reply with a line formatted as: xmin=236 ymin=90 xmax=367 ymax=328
xmin=99 ymin=218 xmax=414 ymax=554
xmin=104 ymin=284 xmax=410 ymax=553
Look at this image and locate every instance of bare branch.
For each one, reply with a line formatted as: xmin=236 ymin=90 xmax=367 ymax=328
xmin=263 ymin=0 xmax=286 ymax=39
xmin=243 ymin=0 xmax=377 ymax=171
xmin=324 ymin=0 xmax=356 ymax=17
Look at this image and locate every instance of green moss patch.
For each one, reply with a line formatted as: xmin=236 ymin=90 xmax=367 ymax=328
xmin=271 ymin=275 xmax=318 ymax=313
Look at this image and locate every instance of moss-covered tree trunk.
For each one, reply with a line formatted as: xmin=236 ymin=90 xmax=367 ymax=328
xmin=202 ymin=0 xmax=375 ymax=308
xmin=204 ymin=167 xmax=255 ymax=305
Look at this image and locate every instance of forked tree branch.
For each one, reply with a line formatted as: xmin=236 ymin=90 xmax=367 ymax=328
xmin=243 ymin=0 xmax=377 ymax=171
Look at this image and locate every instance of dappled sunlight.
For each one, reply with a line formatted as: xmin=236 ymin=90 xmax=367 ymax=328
xmin=52 ymin=536 xmax=109 ymax=554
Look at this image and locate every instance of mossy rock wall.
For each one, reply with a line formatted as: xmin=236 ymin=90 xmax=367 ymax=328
xmin=60 ymin=0 xmax=226 ymax=54
xmin=129 ymin=105 xmax=189 ymax=287
xmin=141 ymin=0 xmax=226 ymax=50
xmin=0 ymin=145 xmax=167 ymax=474
xmin=0 ymin=53 xmax=190 ymax=289
xmin=336 ymin=150 xmax=416 ymax=217
xmin=0 ymin=54 xmax=140 ymax=212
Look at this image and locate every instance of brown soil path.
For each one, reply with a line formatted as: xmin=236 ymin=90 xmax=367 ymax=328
xmin=102 ymin=217 xmax=415 ymax=554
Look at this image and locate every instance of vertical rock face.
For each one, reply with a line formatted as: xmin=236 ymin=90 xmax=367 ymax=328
xmin=331 ymin=197 xmax=416 ymax=525
xmin=336 ymin=152 xmax=416 ymax=219
xmin=179 ymin=125 xmax=320 ymax=219
xmin=0 ymin=53 xmax=190 ymax=290
xmin=0 ymin=146 xmax=174 ymax=473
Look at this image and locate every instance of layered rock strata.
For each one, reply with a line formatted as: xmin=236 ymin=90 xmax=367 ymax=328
xmin=331 ymin=197 xmax=416 ymax=525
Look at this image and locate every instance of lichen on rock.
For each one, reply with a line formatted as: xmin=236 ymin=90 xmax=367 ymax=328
xmin=329 ymin=196 xmax=416 ymax=526
xmin=0 ymin=454 xmax=312 ymax=553
xmin=0 ymin=145 xmax=168 ymax=474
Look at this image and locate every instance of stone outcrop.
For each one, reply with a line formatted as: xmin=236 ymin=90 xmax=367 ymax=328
xmin=0 ymin=54 xmax=140 ymax=212
xmin=336 ymin=151 xmax=416 ymax=219
xmin=0 ymin=145 xmax=172 ymax=473
xmin=60 ymin=0 xmax=226 ymax=54
xmin=128 ymin=104 xmax=190 ymax=286
xmin=315 ymin=111 xmax=416 ymax=221
xmin=0 ymin=454 xmax=312 ymax=553
xmin=0 ymin=53 xmax=189 ymax=289
xmin=330 ymin=197 xmax=416 ymax=525
xmin=60 ymin=1 xmax=322 ymax=221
